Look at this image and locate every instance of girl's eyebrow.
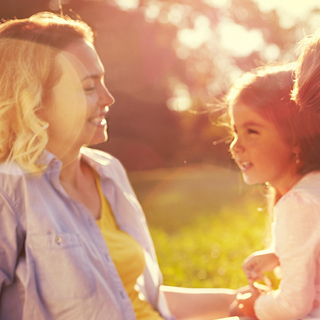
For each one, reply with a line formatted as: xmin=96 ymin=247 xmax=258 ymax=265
xmin=242 ymin=121 xmax=264 ymax=128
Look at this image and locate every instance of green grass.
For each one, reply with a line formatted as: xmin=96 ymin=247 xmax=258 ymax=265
xmin=150 ymin=204 xmax=268 ymax=289
xmin=129 ymin=164 xmax=277 ymax=290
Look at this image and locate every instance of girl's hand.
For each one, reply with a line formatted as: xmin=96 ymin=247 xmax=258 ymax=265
xmin=242 ymin=249 xmax=279 ymax=284
xmin=229 ymin=286 xmax=261 ymax=319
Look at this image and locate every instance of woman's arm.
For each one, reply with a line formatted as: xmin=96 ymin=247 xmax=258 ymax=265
xmin=161 ymin=285 xmax=237 ymax=320
xmin=0 ymin=190 xmax=24 ymax=291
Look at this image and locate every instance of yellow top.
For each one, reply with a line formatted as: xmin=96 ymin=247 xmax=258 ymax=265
xmin=95 ymin=175 xmax=163 ymax=320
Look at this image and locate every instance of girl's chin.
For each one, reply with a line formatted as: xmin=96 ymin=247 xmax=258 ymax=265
xmin=242 ymin=175 xmax=265 ymax=186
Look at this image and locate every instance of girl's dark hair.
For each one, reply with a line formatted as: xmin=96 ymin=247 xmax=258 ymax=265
xmin=226 ymin=63 xmax=320 ymax=175
xmin=292 ymin=33 xmax=320 ymax=174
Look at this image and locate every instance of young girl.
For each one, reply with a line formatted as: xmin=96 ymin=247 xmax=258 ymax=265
xmin=222 ymin=63 xmax=320 ymax=320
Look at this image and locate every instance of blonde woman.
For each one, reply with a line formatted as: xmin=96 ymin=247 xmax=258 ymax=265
xmin=0 ymin=12 xmax=237 ymax=320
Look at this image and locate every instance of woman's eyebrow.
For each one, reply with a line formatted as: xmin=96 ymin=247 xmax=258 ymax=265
xmin=81 ymin=74 xmax=104 ymax=82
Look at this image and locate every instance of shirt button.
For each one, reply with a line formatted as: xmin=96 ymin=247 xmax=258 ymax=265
xmin=55 ymin=235 xmax=62 ymax=244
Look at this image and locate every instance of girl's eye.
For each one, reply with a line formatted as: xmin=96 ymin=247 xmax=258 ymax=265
xmin=247 ymin=128 xmax=258 ymax=134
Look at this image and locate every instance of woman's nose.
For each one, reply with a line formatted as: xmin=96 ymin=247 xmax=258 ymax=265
xmin=100 ymin=85 xmax=115 ymax=108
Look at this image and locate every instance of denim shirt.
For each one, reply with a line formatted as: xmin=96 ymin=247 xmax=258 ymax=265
xmin=0 ymin=147 xmax=174 ymax=320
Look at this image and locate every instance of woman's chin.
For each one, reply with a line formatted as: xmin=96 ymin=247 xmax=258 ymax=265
xmin=89 ymin=133 xmax=108 ymax=146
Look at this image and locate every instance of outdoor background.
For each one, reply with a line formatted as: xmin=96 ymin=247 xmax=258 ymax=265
xmin=2 ymin=0 xmax=319 ymax=289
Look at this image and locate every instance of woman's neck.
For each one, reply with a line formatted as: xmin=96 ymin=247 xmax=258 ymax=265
xmin=57 ymin=151 xmax=100 ymax=218
xmin=58 ymin=150 xmax=88 ymax=188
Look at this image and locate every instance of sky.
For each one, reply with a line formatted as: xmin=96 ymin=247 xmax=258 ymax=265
xmin=113 ymin=0 xmax=320 ymax=111
xmin=209 ymin=0 xmax=320 ymax=60
xmin=115 ymin=0 xmax=320 ymax=65
xmin=256 ymin=0 xmax=320 ymax=19
xmin=116 ymin=0 xmax=320 ymax=23
xmin=208 ymin=0 xmax=320 ymax=20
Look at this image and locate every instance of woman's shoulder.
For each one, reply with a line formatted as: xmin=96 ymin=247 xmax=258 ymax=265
xmin=0 ymin=162 xmax=29 ymax=193
xmin=0 ymin=162 xmax=31 ymax=218
xmin=0 ymin=161 xmax=25 ymax=175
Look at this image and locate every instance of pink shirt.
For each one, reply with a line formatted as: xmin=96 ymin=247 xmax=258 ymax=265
xmin=255 ymin=171 xmax=320 ymax=320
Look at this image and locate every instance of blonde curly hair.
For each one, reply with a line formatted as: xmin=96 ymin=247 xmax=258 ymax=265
xmin=0 ymin=12 xmax=94 ymax=174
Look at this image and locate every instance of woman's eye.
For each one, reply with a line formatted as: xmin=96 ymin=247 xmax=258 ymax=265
xmin=84 ymin=86 xmax=96 ymax=92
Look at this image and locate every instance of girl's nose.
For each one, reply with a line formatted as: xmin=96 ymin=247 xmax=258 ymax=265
xmin=230 ymin=136 xmax=244 ymax=156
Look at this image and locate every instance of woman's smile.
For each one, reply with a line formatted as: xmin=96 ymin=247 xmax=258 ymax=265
xmin=88 ymin=112 xmax=108 ymax=127
xmin=38 ymin=40 xmax=114 ymax=158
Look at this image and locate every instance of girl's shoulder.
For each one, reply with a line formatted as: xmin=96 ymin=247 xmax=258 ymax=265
xmin=290 ymin=170 xmax=320 ymax=199
xmin=274 ymin=172 xmax=320 ymax=244
xmin=277 ymin=171 xmax=320 ymax=212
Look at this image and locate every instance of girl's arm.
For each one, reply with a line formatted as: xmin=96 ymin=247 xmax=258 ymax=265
xmin=242 ymin=249 xmax=279 ymax=284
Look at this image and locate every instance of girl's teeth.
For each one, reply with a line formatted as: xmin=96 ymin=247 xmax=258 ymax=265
xmin=242 ymin=162 xmax=251 ymax=169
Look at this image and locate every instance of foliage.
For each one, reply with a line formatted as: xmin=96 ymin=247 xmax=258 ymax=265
xmin=2 ymin=1 xmax=320 ymax=171
xmin=150 ymin=202 xmax=269 ymax=289
xmin=130 ymin=164 xmax=280 ymax=289
xmin=106 ymin=0 xmax=317 ymax=103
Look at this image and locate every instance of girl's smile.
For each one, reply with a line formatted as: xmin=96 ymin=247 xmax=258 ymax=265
xmin=236 ymin=161 xmax=252 ymax=172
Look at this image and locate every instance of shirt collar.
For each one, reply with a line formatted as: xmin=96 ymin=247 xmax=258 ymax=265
xmin=44 ymin=147 xmax=114 ymax=180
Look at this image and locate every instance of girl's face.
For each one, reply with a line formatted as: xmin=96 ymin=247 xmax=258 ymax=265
xmin=230 ymin=103 xmax=301 ymax=194
xmin=39 ymin=39 xmax=114 ymax=158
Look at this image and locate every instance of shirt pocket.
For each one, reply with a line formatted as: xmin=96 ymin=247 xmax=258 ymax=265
xmin=27 ymin=232 xmax=96 ymax=300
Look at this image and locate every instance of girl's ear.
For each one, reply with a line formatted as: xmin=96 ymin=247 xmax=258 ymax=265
xmin=292 ymin=145 xmax=301 ymax=154
xmin=292 ymin=144 xmax=302 ymax=166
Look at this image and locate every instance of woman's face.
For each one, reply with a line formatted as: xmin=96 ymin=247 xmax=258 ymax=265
xmin=39 ymin=39 xmax=114 ymax=158
xmin=230 ymin=103 xmax=301 ymax=194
